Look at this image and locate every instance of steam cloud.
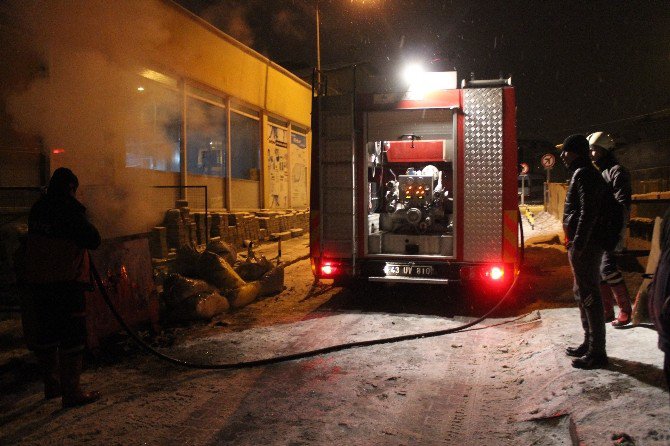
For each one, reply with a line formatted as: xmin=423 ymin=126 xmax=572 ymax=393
xmin=2 ymin=0 xmax=180 ymax=238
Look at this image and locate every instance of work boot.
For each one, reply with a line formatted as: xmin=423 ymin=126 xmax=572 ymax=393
xmin=60 ymin=351 xmax=100 ymax=409
xmin=572 ymin=353 xmax=609 ymax=370
xmin=600 ymin=282 xmax=615 ymax=322
xmin=610 ymin=282 xmax=632 ymax=328
xmin=566 ymin=303 xmax=590 ymax=357
xmin=566 ymin=343 xmax=588 ymax=357
xmin=578 ymin=293 xmax=607 ymax=367
xmin=35 ymin=349 xmax=60 ymax=399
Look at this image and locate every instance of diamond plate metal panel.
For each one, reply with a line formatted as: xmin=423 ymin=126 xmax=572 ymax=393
xmin=463 ymin=89 xmax=503 ymax=262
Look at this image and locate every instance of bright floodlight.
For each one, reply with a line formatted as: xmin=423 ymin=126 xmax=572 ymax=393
xmin=402 ymin=63 xmax=425 ymax=84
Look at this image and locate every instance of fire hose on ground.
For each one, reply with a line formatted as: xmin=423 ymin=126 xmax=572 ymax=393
xmin=92 ymin=262 xmax=524 ymax=370
xmin=89 ymin=215 xmax=527 ymax=370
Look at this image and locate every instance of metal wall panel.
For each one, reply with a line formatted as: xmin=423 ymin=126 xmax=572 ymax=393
xmin=323 ymin=163 xmax=353 ymax=185
xmin=323 ymin=187 xmax=354 ymax=214
xmin=324 ymin=214 xmax=356 ymax=239
xmin=463 ymin=88 xmax=503 ymax=262
xmin=317 ymin=95 xmax=356 ymax=258
xmin=322 ymin=240 xmax=354 ymax=256
xmin=325 ymin=115 xmax=354 ymax=139
xmin=323 ymin=141 xmax=354 ymax=162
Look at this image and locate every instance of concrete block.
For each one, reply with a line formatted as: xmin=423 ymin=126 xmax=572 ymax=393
xmin=271 ymin=231 xmax=292 ymax=241
xmin=188 ymin=222 xmax=197 ymax=245
xmin=179 ymin=207 xmax=191 ymax=224
xmin=149 ymin=226 xmax=168 ymax=259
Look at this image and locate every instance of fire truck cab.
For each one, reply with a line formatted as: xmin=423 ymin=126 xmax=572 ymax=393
xmin=310 ymin=72 xmax=520 ymax=296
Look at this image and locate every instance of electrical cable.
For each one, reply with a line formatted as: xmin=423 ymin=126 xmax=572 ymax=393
xmin=90 ymin=244 xmax=524 ymax=370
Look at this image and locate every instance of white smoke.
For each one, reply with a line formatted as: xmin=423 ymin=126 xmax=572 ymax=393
xmin=2 ymin=0 xmax=180 ymax=238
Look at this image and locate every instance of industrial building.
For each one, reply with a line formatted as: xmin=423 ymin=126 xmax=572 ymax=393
xmin=0 ymin=0 xmax=312 ymax=240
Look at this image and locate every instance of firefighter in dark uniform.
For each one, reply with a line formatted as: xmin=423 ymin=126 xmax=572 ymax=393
xmin=588 ymin=131 xmax=633 ymax=327
xmin=21 ymin=167 xmax=101 ymax=408
xmin=559 ymin=135 xmax=610 ymax=369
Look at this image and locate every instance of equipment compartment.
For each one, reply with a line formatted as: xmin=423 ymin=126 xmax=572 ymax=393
xmin=364 ymin=108 xmax=456 ymax=258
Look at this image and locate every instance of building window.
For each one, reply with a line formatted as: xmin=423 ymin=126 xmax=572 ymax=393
xmin=231 ymin=110 xmax=260 ymax=180
xmin=125 ymin=80 xmax=181 ymax=172
xmin=186 ymin=96 xmax=227 ymax=177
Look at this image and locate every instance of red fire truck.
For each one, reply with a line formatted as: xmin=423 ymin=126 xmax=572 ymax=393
xmin=310 ymin=72 xmax=520 ymax=296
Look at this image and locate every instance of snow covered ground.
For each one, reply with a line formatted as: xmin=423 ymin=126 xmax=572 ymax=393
xmin=1 ymin=212 xmax=668 ymax=445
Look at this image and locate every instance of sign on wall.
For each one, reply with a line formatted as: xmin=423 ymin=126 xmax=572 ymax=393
xmin=266 ymin=123 xmax=289 ymax=208
xmin=290 ymin=132 xmax=308 ymax=207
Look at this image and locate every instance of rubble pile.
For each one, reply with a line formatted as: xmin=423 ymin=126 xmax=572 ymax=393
xmin=153 ymin=202 xmax=292 ymax=321
xmin=160 ymin=242 xmax=284 ymax=321
xmin=162 ymin=275 xmax=229 ymax=321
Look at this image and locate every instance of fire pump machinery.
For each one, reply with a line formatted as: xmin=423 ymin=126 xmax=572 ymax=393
xmin=310 ymin=72 xmax=520 ymax=295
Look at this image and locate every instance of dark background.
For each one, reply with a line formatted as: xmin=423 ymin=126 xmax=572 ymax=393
xmin=174 ymin=0 xmax=669 ymax=140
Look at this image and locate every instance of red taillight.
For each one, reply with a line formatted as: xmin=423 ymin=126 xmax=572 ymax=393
xmin=313 ymin=258 xmax=346 ymax=279
xmin=52 ymin=148 xmax=65 ymax=154
xmin=321 ymin=262 xmax=338 ymax=276
xmin=486 ymin=266 xmax=504 ymax=281
xmin=460 ymin=264 xmax=509 ymax=283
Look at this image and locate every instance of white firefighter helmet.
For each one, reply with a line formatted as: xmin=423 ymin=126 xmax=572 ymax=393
xmin=587 ymin=131 xmax=615 ymax=150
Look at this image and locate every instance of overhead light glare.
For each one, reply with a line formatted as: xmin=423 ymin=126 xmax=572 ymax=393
xmin=402 ymin=63 xmax=425 ymax=84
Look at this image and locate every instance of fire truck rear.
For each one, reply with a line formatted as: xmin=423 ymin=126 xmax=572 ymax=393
xmin=310 ymin=71 xmax=520 ymax=297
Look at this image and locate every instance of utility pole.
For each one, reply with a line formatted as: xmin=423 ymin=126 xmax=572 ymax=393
xmin=315 ymin=0 xmax=321 ymax=94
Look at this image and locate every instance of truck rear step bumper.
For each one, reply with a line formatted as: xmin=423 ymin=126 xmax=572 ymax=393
xmin=367 ymin=276 xmax=457 ymax=285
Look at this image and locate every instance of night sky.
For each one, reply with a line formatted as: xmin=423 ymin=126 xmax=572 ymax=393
xmin=174 ymin=0 xmax=670 ymax=142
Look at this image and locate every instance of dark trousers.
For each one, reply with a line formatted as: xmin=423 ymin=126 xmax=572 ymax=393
xmin=600 ymin=250 xmax=623 ymax=283
xmin=665 ymin=353 xmax=670 ymax=400
xmin=568 ymin=243 xmax=606 ymax=355
xmin=21 ymin=282 xmax=87 ymax=354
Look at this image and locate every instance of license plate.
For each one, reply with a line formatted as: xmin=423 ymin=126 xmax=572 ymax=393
xmin=384 ymin=263 xmax=434 ymax=277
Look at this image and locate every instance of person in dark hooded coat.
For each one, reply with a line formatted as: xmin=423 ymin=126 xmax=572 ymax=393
xmin=21 ymin=167 xmax=101 ymax=408
xmin=559 ymin=135 xmax=610 ymax=369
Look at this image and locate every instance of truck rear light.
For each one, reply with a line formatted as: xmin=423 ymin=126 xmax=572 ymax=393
xmin=460 ymin=264 xmax=509 ymax=284
xmin=321 ymin=261 xmax=338 ymax=276
xmin=311 ymin=258 xmax=346 ymax=279
xmin=486 ymin=266 xmax=504 ymax=281
xmin=321 ymin=262 xmax=337 ymax=276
